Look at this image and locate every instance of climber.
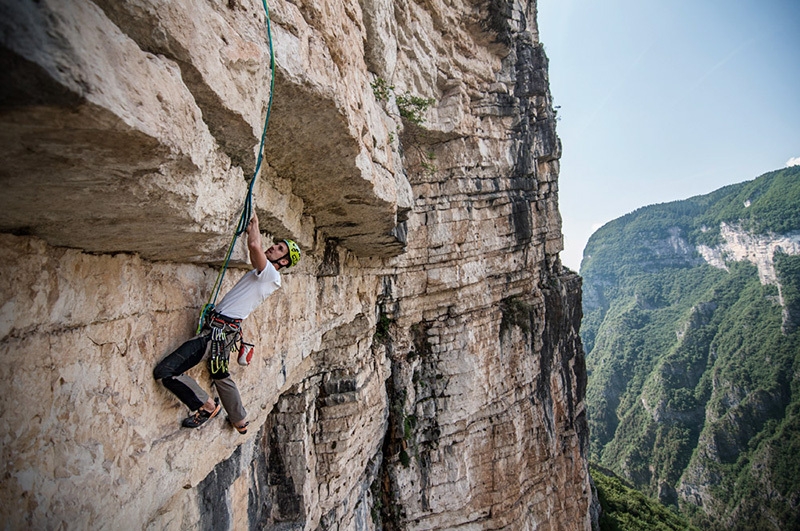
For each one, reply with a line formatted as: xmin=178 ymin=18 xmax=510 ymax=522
xmin=153 ymin=212 xmax=300 ymax=434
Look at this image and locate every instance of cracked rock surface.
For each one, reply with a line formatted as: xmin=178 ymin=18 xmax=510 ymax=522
xmin=0 ymin=0 xmax=594 ymax=529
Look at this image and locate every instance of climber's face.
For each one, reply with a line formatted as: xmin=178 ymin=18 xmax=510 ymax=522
xmin=266 ymin=241 xmax=290 ymax=268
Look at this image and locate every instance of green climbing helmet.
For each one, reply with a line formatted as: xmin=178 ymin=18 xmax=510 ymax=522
xmin=283 ymin=239 xmax=301 ymax=268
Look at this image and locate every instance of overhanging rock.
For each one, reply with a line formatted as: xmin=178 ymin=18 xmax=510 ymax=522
xmin=0 ymin=0 xmax=411 ymax=262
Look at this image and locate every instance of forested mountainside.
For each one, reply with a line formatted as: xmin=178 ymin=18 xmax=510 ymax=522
xmin=581 ymin=166 xmax=800 ymax=530
xmin=590 ymin=465 xmax=698 ymax=531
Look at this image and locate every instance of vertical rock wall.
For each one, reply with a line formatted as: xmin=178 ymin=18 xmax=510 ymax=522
xmin=0 ymin=0 xmax=593 ymax=529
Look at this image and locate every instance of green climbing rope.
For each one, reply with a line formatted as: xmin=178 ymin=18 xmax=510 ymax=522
xmin=197 ymin=0 xmax=276 ymax=334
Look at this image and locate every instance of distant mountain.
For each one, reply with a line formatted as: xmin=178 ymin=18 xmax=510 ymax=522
xmin=581 ymin=166 xmax=800 ymax=530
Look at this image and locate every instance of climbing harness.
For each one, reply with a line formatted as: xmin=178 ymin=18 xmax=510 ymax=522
xmin=204 ymin=311 xmax=244 ymax=380
xmin=197 ymin=0 xmax=277 ymax=334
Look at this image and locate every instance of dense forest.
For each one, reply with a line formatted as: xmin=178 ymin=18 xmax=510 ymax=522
xmin=590 ymin=465 xmax=698 ymax=531
xmin=581 ymin=166 xmax=800 ymax=530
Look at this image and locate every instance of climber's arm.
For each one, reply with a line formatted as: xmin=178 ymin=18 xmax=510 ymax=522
xmin=247 ymin=213 xmax=268 ymax=273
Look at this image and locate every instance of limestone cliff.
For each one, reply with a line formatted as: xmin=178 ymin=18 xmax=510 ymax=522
xmin=0 ymin=0 xmax=592 ymax=529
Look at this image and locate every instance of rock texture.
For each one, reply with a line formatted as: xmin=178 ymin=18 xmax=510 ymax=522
xmin=697 ymin=223 xmax=800 ymax=334
xmin=697 ymin=223 xmax=800 ymax=286
xmin=0 ymin=0 xmax=592 ymax=529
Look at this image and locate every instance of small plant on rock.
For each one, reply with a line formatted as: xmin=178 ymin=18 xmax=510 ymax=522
xmin=396 ymin=93 xmax=436 ymax=125
xmin=371 ymin=77 xmax=436 ymax=126
xmin=370 ymin=77 xmax=394 ymax=102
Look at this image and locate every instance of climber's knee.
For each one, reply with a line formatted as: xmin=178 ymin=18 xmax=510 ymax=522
xmin=153 ymin=364 xmax=171 ymax=381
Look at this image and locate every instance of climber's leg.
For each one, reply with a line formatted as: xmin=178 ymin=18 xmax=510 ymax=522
xmin=215 ymin=376 xmax=247 ymax=425
xmin=154 ymin=335 xmax=210 ymax=411
xmin=167 ymin=375 xmax=210 ymax=409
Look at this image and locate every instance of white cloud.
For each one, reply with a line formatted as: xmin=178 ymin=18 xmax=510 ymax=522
xmin=786 ymin=156 xmax=800 ymax=167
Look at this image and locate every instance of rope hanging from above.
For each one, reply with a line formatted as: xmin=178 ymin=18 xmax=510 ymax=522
xmin=197 ymin=0 xmax=276 ymax=334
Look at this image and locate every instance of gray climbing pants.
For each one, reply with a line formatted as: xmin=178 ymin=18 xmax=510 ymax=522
xmin=154 ymin=334 xmax=247 ymax=424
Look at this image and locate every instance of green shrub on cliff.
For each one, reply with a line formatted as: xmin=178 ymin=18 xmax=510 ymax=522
xmin=371 ymin=77 xmax=436 ymax=126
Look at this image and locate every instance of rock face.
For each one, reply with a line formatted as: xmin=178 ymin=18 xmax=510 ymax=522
xmin=0 ymin=0 xmax=592 ymax=529
xmin=697 ymin=223 xmax=800 ymax=286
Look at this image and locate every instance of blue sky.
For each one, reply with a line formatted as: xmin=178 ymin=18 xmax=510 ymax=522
xmin=537 ymin=0 xmax=800 ymax=271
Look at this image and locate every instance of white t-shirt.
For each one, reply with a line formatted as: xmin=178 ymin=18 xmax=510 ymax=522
xmin=214 ymin=264 xmax=281 ymax=320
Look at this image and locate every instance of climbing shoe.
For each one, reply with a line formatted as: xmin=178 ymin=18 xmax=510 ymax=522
xmin=182 ymin=398 xmax=221 ymax=429
xmin=228 ymin=417 xmax=249 ymax=435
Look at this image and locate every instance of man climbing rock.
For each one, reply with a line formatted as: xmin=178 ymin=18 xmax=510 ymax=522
xmin=154 ymin=213 xmax=300 ymax=434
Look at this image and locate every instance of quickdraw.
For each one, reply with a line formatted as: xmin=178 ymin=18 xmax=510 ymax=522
xmin=205 ymin=312 xmax=244 ymax=380
xmin=209 ymin=339 xmax=230 ymax=379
